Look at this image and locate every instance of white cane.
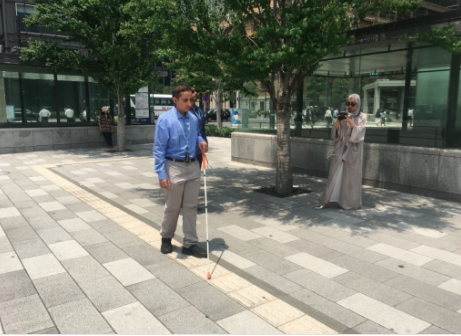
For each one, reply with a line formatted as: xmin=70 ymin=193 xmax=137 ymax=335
xmin=202 ymin=153 xmax=211 ymax=280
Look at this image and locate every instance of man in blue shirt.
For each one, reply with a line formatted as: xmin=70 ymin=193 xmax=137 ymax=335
xmin=154 ymin=84 xmax=208 ymax=257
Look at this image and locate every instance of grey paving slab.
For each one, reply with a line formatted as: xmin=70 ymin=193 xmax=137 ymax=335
xmin=385 ymin=275 xmax=461 ymax=311
xmin=83 ymin=241 xmax=129 ymax=264
xmin=0 ymin=215 xmax=30 ymax=229
xmin=4 ymin=225 xmax=39 ymax=243
xmin=158 ymin=305 xmax=226 ymax=334
xmin=145 ymin=260 xmax=202 ymax=289
xmin=385 ymin=230 xmax=460 ymax=253
xmin=217 ymin=310 xmax=282 ymax=334
xmin=288 ymin=238 xmax=344 ymax=260
xmin=64 ymin=202 xmax=94 ymax=213
xmin=102 ymin=302 xmax=171 ymax=334
xmin=0 ymin=251 xmax=23 ymax=275
xmin=326 ymin=240 xmax=387 ymax=263
xmin=127 ymin=278 xmax=191 ymax=317
xmin=396 ymin=297 xmax=461 ymax=334
xmin=57 ymin=218 xmax=91 ymax=233
xmin=420 ymin=325 xmax=453 ymax=334
xmin=79 ymin=275 xmax=137 ymax=312
xmin=290 ymin=289 xmax=366 ymax=329
xmin=103 ymin=258 xmax=155 ymax=286
xmin=104 ymin=230 xmax=144 ymax=248
xmin=0 ymin=235 xmax=12 ymax=253
xmin=69 ymin=228 xmax=108 ymax=246
xmin=12 ymin=238 xmax=50 ymax=259
xmin=30 ymin=327 xmax=60 ymax=334
xmin=423 ymin=260 xmax=461 ymax=280
xmin=28 ymin=218 xmax=61 ymax=231
xmin=0 ymin=294 xmax=54 ymax=334
xmin=176 ymin=281 xmax=246 ymax=321
xmin=285 ymin=268 xmax=356 ymax=302
xmin=367 ymin=231 xmax=421 ymax=250
xmin=322 ymin=228 xmax=378 ymax=248
xmin=353 ymin=320 xmax=396 ymax=334
xmin=286 ymin=227 xmax=339 ymax=246
xmin=49 ymin=299 xmax=113 ymax=334
xmin=33 ymin=273 xmax=86 ymax=309
xmin=248 ymin=237 xmax=299 ymax=258
xmin=376 ymin=258 xmax=451 ymax=286
xmin=333 ymin=271 xmax=413 ymax=306
xmin=329 ymin=255 xmax=399 ymax=283
xmin=245 ymin=265 xmax=303 ymax=294
xmin=87 ymin=219 xmax=125 ymax=234
xmin=62 ymin=255 xmax=111 ymax=283
xmin=242 ymin=249 xmax=302 ymax=275
xmin=121 ymin=241 xmax=168 ymax=267
xmin=0 ymin=270 xmax=36 ymax=303
xmin=36 ymin=227 xmax=73 ymax=245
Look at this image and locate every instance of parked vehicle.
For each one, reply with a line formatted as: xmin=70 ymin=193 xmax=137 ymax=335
xmin=9 ymin=108 xmax=40 ymax=122
xmin=206 ymin=109 xmax=230 ymax=122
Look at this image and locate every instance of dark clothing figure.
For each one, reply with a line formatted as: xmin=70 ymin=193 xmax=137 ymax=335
xmin=99 ymin=109 xmax=114 ymax=148
xmin=189 ymin=105 xmax=207 ymax=167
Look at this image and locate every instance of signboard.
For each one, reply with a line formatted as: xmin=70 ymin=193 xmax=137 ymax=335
xmin=230 ymin=108 xmax=242 ymax=125
xmin=203 ymin=94 xmax=210 ymax=103
xmin=6 ymin=105 xmax=14 ymax=121
xmin=135 ymin=88 xmax=149 ymax=124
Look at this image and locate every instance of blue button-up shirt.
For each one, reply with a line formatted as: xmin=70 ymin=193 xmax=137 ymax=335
xmin=189 ymin=105 xmax=207 ymax=155
xmin=154 ymin=107 xmax=205 ymax=180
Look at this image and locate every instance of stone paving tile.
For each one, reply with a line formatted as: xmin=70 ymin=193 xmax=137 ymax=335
xmin=353 ymin=320 xmax=396 ymax=334
xmin=242 ymin=249 xmax=301 ymax=275
xmin=0 ymin=215 xmax=30 ymax=229
xmin=176 ymin=281 xmax=246 ymax=321
xmin=70 ymin=228 xmax=108 ymax=246
xmin=285 ymin=268 xmax=356 ymax=302
xmin=334 ymin=271 xmax=413 ymax=306
xmin=396 ymin=297 xmax=461 ymax=334
xmin=217 ymin=310 xmax=282 ymax=334
xmin=4 ymin=225 xmax=39 ymax=243
xmin=0 ymin=207 xmax=21 ymax=219
xmin=22 ymin=253 xmax=66 ymax=280
xmin=36 ymin=227 xmax=73 ymax=245
xmin=288 ymin=238 xmax=344 ymax=261
xmin=385 ymin=230 xmax=460 ymax=253
xmin=87 ymin=219 xmax=125 ymax=234
xmin=411 ymin=245 xmax=461 ymax=267
xmin=0 ymin=294 xmax=54 ymax=334
xmin=33 ymin=273 xmax=86 ymax=309
xmin=145 ymin=260 xmax=202 ymax=289
xmin=49 ymin=299 xmax=113 ymax=334
xmin=26 ymin=189 xmax=49 ymax=197
xmin=104 ymin=229 xmax=143 ymax=248
xmin=218 ymin=225 xmax=262 ymax=241
xmin=75 ymin=210 xmax=107 ymax=223
xmin=209 ymin=273 xmax=252 ymax=293
xmin=437 ymin=278 xmax=461 ymax=296
xmin=0 ymin=270 xmax=36 ymax=303
xmin=30 ymin=327 xmax=60 ymax=334
xmin=326 ymin=240 xmax=387 ymax=263
xmin=103 ymin=258 xmax=155 ymax=286
xmin=0 ymin=251 xmax=23 ymax=275
xmin=0 ymin=235 xmax=12 ymax=253
xmin=420 ymin=325 xmax=453 ymax=334
xmin=48 ymin=240 xmax=89 ymax=261
xmin=55 ymin=195 xmax=80 ymax=205
xmin=64 ymin=202 xmax=94 ymax=213
xmin=103 ymin=302 xmax=170 ymax=334
xmin=120 ymin=242 xmax=168 ymax=267
xmin=245 ymin=265 xmax=303 ymax=294
xmin=127 ymin=278 xmax=191 ymax=317
xmin=251 ymin=299 xmax=304 ymax=327
xmin=285 ymin=227 xmax=339 ymax=246
xmin=62 ymin=255 xmax=110 ymax=283
xmin=57 ymin=218 xmax=91 ymax=232
xmin=279 ymin=314 xmax=339 ymax=334
xmin=38 ymin=202 xmax=67 ymax=212
xmin=48 ymin=209 xmax=79 ymax=222
xmin=248 ymin=237 xmax=299 ymax=258
xmin=366 ymin=231 xmax=421 ymax=250
xmin=252 ymin=226 xmax=299 ymax=243
xmin=79 ymin=276 xmax=137 ymax=312
xmin=286 ymin=252 xmax=349 ymax=278
xmin=211 ymin=248 xmax=256 ymax=269
xmin=375 ymin=258 xmax=450 ymax=286
xmin=158 ymin=305 xmax=226 ymax=334
xmin=423 ymin=260 xmax=461 ymax=281
xmin=338 ymin=293 xmax=431 ymax=334
xmin=227 ymin=284 xmax=277 ymax=309
xmin=368 ymin=243 xmax=433 ymax=266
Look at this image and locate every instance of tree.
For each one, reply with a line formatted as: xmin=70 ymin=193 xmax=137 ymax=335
xmin=178 ymin=0 xmax=421 ymax=196
xmin=20 ymin=0 xmax=174 ymax=151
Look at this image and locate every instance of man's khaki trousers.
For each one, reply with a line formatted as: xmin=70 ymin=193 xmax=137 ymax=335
xmin=160 ymin=160 xmax=201 ymax=248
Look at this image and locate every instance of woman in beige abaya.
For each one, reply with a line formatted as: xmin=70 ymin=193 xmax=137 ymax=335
xmin=316 ymin=93 xmax=367 ymax=210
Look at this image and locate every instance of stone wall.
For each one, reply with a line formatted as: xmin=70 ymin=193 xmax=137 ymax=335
xmin=231 ymin=132 xmax=461 ymax=202
xmin=0 ymin=125 xmax=155 ymax=153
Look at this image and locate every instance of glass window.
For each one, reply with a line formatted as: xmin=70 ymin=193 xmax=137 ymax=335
xmin=16 ymin=4 xmax=64 ymax=35
xmin=0 ymin=71 xmax=23 ymax=124
xmin=89 ymin=80 xmax=110 ymax=122
xmin=57 ymin=75 xmax=85 ymax=123
xmin=22 ymin=72 xmax=56 ymax=124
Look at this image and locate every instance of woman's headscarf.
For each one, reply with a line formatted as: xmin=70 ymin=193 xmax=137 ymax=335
xmin=348 ymin=93 xmax=361 ymax=117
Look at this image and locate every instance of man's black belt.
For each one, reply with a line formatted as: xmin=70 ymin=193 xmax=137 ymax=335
xmin=166 ymin=157 xmax=196 ymax=163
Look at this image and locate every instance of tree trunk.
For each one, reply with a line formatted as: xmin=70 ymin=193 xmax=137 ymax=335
xmin=117 ymin=90 xmax=126 ymax=151
xmin=215 ymin=88 xmax=222 ymax=129
xmin=275 ymin=98 xmax=293 ymax=196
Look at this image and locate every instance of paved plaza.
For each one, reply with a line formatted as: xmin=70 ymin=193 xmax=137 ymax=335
xmin=0 ymin=137 xmax=460 ymax=334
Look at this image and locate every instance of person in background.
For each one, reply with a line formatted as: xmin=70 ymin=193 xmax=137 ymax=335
xmin=39 ymin=107 xmax=51 ymax=123
xmin=316 ymin=94 xmax=367 ymax=210
xmin=64 ymin=106 xmax=75 ymax=122
xmin=99 ymin=106 xmax=114 ymax=149
xmin=325 ymin=107 xmax=332 ymax=127
xmin=189 ymin=87 xmax=207 ymax=167
xmin=333 ymin=108 xmax=339 ymax=120
xmin=154 ymin=84 xmax=208 ymax=258
xmin=408 ymin=108 xmax=414 ymax=127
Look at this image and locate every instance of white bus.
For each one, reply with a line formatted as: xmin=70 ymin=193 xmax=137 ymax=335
xmin=151 ymin=94 xmax=174 ymax=120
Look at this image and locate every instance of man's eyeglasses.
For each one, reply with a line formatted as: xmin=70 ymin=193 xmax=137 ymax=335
xmin=191 ymin=89 xmax=196 ymax=93
xmin=345 ymin=102 xmax=356 ymax=107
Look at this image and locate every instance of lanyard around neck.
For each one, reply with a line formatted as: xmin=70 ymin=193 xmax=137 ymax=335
xmin=174 ymin=111 xmax=190 ymax=153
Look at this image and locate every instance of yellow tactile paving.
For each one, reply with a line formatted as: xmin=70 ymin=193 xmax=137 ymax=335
xmin=31 ymin=162 xmax=337 ymax=335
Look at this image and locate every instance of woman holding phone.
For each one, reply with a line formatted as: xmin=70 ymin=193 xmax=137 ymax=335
xmin=316 ymin=94 xmax=367 ymax=210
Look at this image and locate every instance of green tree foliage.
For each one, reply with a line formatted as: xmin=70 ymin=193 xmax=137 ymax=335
xmin=20 ymin=0 xmax=175 ymax=151
xmin=177 ymin=0 xmax=420 ymax=195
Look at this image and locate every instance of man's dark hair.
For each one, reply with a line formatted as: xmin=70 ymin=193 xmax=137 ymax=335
xmin=172 ymin=84 xmax=192 ymax=99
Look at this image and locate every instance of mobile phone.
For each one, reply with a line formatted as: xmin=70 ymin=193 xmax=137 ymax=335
xmin=337 ymin=112 xmax=348 ymax=120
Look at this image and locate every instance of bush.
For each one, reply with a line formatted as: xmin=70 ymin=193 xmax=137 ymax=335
xmin=205 ymin=124 xmax=236 ymax=138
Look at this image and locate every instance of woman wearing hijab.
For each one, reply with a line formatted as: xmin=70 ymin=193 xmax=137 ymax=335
xmin=99 ymin=106 xmax=114 ymax=149
xmin=316 ymin=94 xmax=367 ymax=210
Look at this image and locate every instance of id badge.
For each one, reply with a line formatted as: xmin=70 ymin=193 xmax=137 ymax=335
xmin=185 ymin=153 xmax=190 ymax=163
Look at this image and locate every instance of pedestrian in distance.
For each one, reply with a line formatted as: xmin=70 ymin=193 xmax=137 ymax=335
xmin=99 ymin=106 xmax=114 ymax=148
xmin=316 ymin=93 xmax=367 ymax=210
xmin=333 ymin=108 xmax=339 ymax=119
xmin=154 ymin=84 xmax=208 ymax=258
xmin=375 ymin=108 xmax=381 ymax=126
xmin=189 ymin=86 xmax=208 ymax=168
xmin=64 ymin=106 xmax=75 ymax=122
xmin=325 ymin=107 xmax=332 ymax=127
xmin=381 ymin=110 xmax=387 ymax=126
xmin=39 ymin=107 xmax=51 ymax=122
xmin=408 ymin=108 xmax=414 ymax=127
